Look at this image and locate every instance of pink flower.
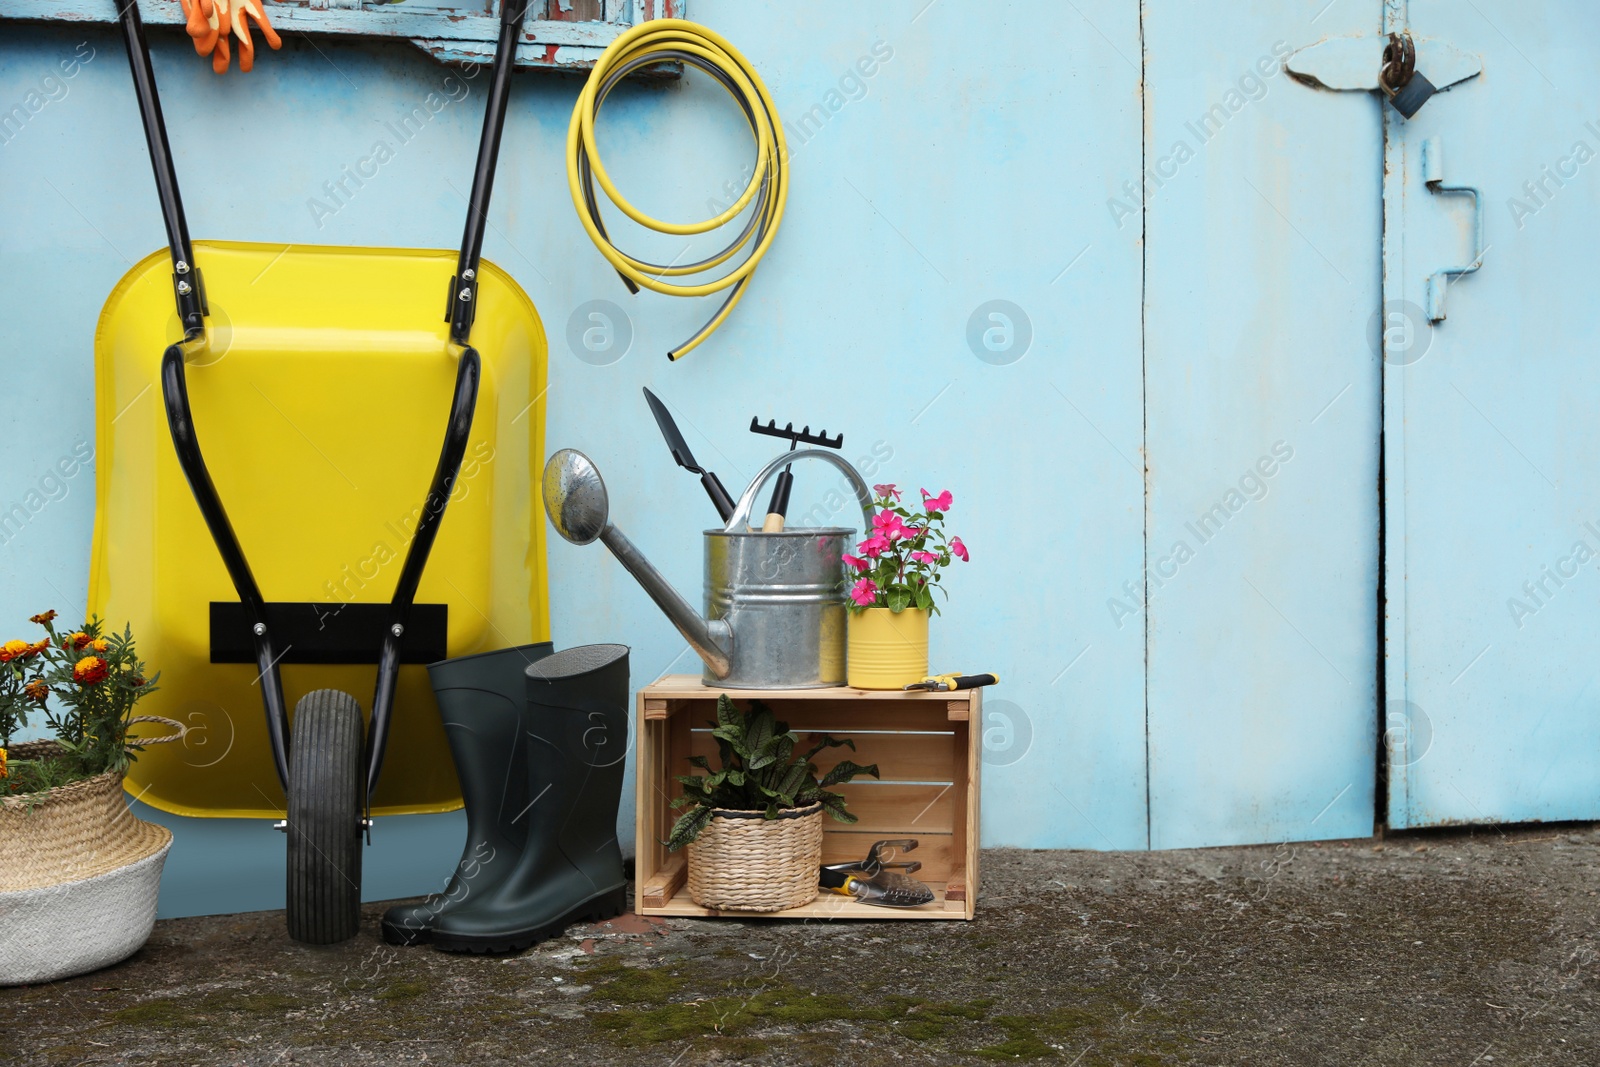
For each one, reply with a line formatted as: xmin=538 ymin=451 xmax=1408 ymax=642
xmin=849 ymin=578 xmax=880 ymax=606
xmin=950 ymin=536 xmax=969 ymax=561
xmin=842 ymin=553 xmax=869 ymax=572
xmin=910 ymin=550 xmax=939 ymax=564
xmin=872 ymin=511 xmax=911 ymax=542
xmin=873 ymin=483 xmax=901 ymax=502
xmin=858 ymin=534 xmax=891 ymax=558
xmin=921 ymin=488 xmax=953 ymax=513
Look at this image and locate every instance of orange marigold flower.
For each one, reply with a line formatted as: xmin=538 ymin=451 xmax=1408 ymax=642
xmin=0 ymin=747 xmax=7 ymax=779
xmin=90 ymin=637 xmax=110 ymax=653
xmin=29 ymin=610 xmax=56 ymax=626
xmin=23 ymin=679 xmax=49 ymax=702
xmin=0 ymin=639 xmax=27 ymax=662
xmin=67 ymin=632 xmax=92 ymax=651
xmin=73 ymin=655 xmax=109 ymax=686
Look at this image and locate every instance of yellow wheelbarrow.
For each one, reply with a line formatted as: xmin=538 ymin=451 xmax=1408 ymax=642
xmin=97 ymin=0 xmax=546 ymax=943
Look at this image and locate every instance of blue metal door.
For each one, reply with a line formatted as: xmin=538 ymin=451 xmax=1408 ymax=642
xmin=1143 ymin=0 xmax=1383 ymax=848
xmin=1381 ymin=0 xmax=1600 ymax=828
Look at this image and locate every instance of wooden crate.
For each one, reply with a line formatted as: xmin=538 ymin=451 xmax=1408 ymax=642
xmin=634 ymin=675 xmax=980 ymax=920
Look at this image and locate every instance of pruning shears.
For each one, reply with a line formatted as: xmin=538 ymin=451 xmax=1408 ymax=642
xmin=818 ymin=839 xmax=934 ymax=908
xmin=903 ymin=672 xmax=999 ymax=692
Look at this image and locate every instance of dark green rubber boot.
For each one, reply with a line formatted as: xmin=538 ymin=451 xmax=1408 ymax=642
xmin=380 ymin=642 xmax=554 ymax=946
xmin=430 ymin=644 xmax=630 ymax=954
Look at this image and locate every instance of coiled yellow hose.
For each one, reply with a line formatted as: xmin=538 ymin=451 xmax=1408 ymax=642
xmin=566 ymin=19 xmax=787 ymax=361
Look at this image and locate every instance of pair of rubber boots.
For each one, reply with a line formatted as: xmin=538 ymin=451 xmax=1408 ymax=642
xmin=381 ymin=642 xmax=629 ymax=953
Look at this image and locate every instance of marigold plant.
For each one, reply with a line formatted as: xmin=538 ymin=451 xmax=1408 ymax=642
xmin=0 ymin=612 xmax=159 ymax=796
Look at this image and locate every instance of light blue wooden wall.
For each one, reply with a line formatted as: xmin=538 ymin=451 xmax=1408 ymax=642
xmin=0 ymin=2 xmax=1150 ymax=915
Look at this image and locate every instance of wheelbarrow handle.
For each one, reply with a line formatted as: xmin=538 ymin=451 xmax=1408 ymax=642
xmin=115 ymin=0 xmax=207 ymax=335
xmin=448 ymin=0 xmax=534 ymax=344
xmin=162 ymin=340 xmax=293 ymax=791
xmin=365 ymin=346 xmax=481 ymax=795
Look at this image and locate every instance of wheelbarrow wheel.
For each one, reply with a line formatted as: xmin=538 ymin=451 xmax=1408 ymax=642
xmin=285 ymin=689 xmax=365 ymax=944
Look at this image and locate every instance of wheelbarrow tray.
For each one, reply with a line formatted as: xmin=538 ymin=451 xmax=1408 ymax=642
xmin=89 ymin=240 xmax=549 ymax=819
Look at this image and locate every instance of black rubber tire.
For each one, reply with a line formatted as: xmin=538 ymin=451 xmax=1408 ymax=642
xmin=286 ymin=689 xmax=365 ymax=945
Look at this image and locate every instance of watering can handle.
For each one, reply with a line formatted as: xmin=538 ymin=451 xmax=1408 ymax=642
xmin=725 ymin=449 xmax=876 ymax=533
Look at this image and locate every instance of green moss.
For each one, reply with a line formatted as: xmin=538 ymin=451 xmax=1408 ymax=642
xmin=213 ymin=992 xmax=302 ymax=1013
xmin=586 ymin=970 xmax=1004 ymax=1049
xmin=576 ymin=952 xmax=1182 ymax=1064
xmin=577 ymin=954 xmax=689 ymax=1004
xmin=108 ymin=999 xmax=192 ymax=1027
xmin=972 ymin=1034 xmax=1059 ymax=1060
xmin=376 ymin=981 xmax=428 ymax=1001
xmin=1042 ymin=1005 xmax=1105 ymax=1032
xmin=885 ymin=996 xmax=995 ymax=1041
xmin=588 ymin=982 xmax=867 ymax=1046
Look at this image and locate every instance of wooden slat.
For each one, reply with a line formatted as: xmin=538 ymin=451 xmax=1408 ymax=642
xmin=0 ymin=0 xmax=685 ymax=72
xmin=543 ymin=0 xmax=604 ymax=20
xmin=647 ymin=673 xmax=967 ymax=705
xmin=0 ymin=2 xmax=622 ymax=43
xmin=641 ymin=883 xmax=956 ymax=920
xmin=639 ymin=854 xmax=685 ymax=909
xmin=675 ymin=699 xmax=955 ymax=734
xmin=946 ymin=699 xmax=970 ymax=721
xmin=689 ymin=730 xmax=954 ymax=784
xmin=633 ymin=696 xmax=664 ymax=899
xmin=964 ymin=693 xmax=981 ymax=918
xmin=828 ymin=782 xmax=955 ymax=834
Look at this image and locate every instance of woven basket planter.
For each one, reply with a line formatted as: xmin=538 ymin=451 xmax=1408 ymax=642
xmin=1 ymin=739 xmax=174 ymax=985
xmin=686 ymin=802 xmax=824 ymax=912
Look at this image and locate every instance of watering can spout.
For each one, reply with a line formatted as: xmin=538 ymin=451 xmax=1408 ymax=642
xmin=599 ymin=524 xmax=734 ymax=678
xmin=541 ymin=449 xmax=733 ymax=678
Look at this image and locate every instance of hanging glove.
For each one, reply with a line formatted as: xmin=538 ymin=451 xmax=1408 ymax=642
xmin=228 ymin=0 xmax=283 ymax=74
xmin=179 ymin=0 xmax=281 ymax=74
xmin=179 ymin=0 xmax=222 ymax=58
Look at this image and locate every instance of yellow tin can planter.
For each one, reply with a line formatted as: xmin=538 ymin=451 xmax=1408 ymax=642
xmin=846 ymin=607 xmax=930 ymax=689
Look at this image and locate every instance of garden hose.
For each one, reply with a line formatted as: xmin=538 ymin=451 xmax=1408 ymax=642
xmin=566 ymin=19 xmax=787 ymax=361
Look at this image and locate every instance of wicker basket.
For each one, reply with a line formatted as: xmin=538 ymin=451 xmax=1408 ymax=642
xmin=686 ymin=802 xmax=824 ymax=912
xmin=1 ymin=733 xmax=179 ymax=985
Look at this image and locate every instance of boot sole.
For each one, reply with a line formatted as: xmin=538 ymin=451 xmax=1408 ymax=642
xmin=429 ymin=885 xmax=628 ymax=955
xmin=380 ymin=919 xmax=433 ymax=947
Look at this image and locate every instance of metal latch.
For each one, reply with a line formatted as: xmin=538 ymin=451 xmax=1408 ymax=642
xmin=1286 ymin=35 xmax=1480 ymax=97
xmin=1421 ymin=136 xmax=1485 ymax=322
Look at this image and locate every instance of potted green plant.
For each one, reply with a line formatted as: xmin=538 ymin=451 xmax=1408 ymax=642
xmin=842 ymin=485 xmax=970 ymax=689
xmin=668 ymin=694 xmax=878 ymax=912
xmin=0 ymin=611 xmax=178 ymax=986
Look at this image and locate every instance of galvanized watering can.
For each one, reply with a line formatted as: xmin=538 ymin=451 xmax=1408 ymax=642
xmin=541 ymin=448 xmax=875 ymax=688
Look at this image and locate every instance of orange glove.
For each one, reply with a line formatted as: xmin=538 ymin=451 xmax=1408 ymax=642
xmin=228 ymin=0 xmax=283 ymax=73
xmin=179 ymin=0 xmax=221 ymax=58
xmin=179 ymin=0 xmax=281 ymax=74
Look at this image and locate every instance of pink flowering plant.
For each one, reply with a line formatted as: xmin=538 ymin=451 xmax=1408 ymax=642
xmin=842 ymin=484 xmax=970 ymax=615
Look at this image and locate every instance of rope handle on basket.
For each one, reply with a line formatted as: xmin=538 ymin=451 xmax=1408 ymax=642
xmin=126 ymin=715 xmax=188 ymax=746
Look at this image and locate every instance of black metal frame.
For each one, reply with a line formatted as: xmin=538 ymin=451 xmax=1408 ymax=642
xmin=115 ymin=0 xmax=530 ymax=797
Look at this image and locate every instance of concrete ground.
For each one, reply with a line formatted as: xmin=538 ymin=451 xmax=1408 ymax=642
xmin=7 ymin=825 xmax=1600 ymax=1066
